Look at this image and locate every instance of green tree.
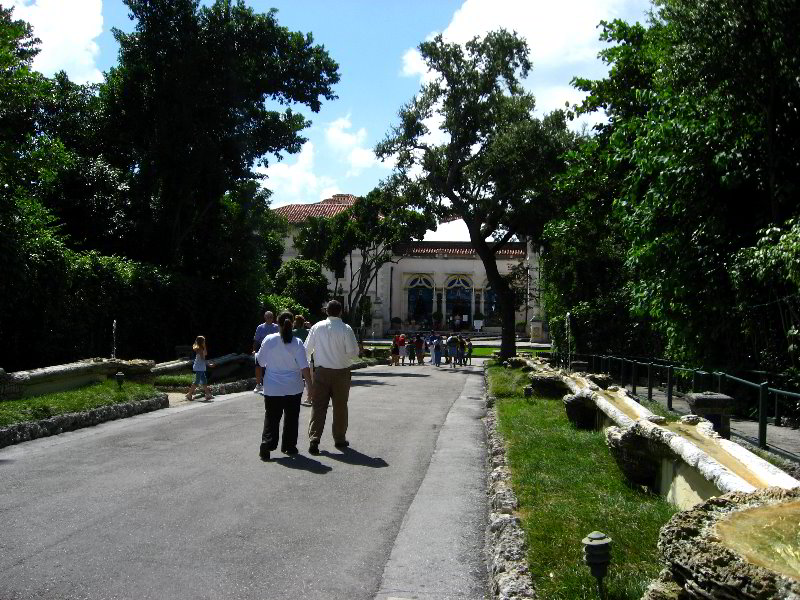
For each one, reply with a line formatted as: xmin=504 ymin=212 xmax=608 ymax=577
xmin=273 ymin=258 xmax=329 ymax=319
xmin=327 ymin=188 xmax=433 ymax=333
xmin=555 ymin=1 xmax=800 ymax=368
xmin=293 ymin=215 xmax=347 ymax=295
xmin=103 ymin=0 xmax=339 ymax=268
xmin=377 ymin=30 xmax=574 ymax=358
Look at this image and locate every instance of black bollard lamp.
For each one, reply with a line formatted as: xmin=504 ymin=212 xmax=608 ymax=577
xmin=115 ymin=371 xmax=125 ymax=389
xmin=582 ymin=531 xmax=612 ymax=597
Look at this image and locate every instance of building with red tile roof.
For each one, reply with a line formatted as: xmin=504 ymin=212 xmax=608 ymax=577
xmin=274 ymin=194 xmax=357 ymax=223
xmin=275 ymin=194 xmax=543 ymax=339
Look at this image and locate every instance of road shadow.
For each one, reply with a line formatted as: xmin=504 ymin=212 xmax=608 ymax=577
xmin=350 ymin=378 xmax=387 ymax=387
xmin=360 ymin=371 xmax=428 ymax=378
xmin=272 ymin=453 xmax=332 ymax=474
xmin=320 ymin=447 xmax=388 ymax=468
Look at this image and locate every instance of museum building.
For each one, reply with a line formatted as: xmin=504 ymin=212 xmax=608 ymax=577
xmin=275 ymin=194 xmax=545 ymax=338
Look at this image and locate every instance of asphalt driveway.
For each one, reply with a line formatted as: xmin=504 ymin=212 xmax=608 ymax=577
xmin=0 ymin=361 xmax=488 ymax=600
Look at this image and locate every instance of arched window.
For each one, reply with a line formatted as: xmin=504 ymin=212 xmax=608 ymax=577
xmin=446 ymin=274 xmax=471 ymax=289
xmin=407 ymin=275 xmax=433 ymax=288
xmin=445 ymin=275 xmax=472 ymax=328
xmin=406 ymin=274 xmax=433 ymax=324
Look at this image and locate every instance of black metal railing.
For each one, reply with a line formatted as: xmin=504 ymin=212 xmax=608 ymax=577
xmin=540 ymin=351 xmax=799 ymax=450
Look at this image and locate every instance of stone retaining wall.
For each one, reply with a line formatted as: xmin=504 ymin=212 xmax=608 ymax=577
xmin=484 ymin=369 xmax=535 ymax=600
xmin=0 ymin=393 xmax=168 ymax=449
xmin=0 ymin=358 xmax=156 ymax=401
xmin=157 ymin=378 xmax=258 ymax=396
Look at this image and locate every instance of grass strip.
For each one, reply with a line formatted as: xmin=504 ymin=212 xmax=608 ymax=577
xmin=154 ymin=374 xmax=195 ymax=386
xmin=0 ymin=380 xmax=158 ymax=427
xmin=488 ymin=365 xmax=677 ymax=600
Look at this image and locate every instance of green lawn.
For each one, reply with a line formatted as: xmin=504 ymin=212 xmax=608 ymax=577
xmin=487 ymin=364 xmax=676 ymax=599
xmin=0 ymin=380 xmax=159 ymax=427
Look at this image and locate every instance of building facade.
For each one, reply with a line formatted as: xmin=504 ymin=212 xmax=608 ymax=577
xmin=275 ymin=194 xmax=545 ymax=339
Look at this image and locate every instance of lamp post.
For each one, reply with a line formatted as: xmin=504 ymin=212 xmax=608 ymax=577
xmin=582 ymin=531 xmax=612 ymax=598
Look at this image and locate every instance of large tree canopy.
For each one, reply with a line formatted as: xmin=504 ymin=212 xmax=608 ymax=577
xmin=542 ymin=0 xmax=800 ymax=373
xmin=103 ymin=0 xmax=339 ymax=268
xmin=0 ymin=3 xmax=339 ymax=368
xmin=376 ymin=30 xmax=574 ymax=357
xmin=294 ymin=187 xmax=434 ymax=334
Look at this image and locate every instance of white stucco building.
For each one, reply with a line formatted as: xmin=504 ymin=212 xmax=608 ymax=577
xmin=276 ymin=194 xmax=546 ymax=339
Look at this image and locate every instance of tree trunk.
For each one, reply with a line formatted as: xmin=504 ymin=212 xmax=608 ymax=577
xmin=470 ymin=233 xmax=517 ymax=359
xmin=499 ymin=292 xmax=517 ymax=360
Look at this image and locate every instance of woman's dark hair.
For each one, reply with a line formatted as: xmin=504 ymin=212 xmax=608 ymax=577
xmin=277 ymin=311 xmax=294 ymax=343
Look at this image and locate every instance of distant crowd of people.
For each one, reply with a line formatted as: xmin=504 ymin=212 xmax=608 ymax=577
xmin=390 ymin=332 xmax=472 ymax=368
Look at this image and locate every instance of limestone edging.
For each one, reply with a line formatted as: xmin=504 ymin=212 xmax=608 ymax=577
xmin=484 ymin=368 xmax=536 ymax=600
xmin=0 ymin=393 xmax=168 ymax=449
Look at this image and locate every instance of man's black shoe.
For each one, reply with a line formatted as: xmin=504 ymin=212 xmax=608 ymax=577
xmin=334 ymin=440 xmax=349 ymax=448
xmin=308 ymin=441 xmax=320 ymax=455
xmin=259 ymin=443 xmax=270 ymax=461
xmin=282 ymin=447 xmax=299 ymax=455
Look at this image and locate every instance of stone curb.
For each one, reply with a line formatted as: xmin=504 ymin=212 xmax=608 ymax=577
xmin=156 ymin=378 xmax=258 ymax=396
xmin=484 ymin=367 xmax=536 ymax=600
xmin=0 ymin=393 xmax=168 ymax=449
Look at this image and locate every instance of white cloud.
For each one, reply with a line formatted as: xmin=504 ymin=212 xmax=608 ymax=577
xmin=325 ymin=114 xmax=393 ymax=177
xmin=318 ymin=185 xmax=342 ymax=201
xmin=325 ymin=115 xmax=367 ymax=149
xmin=401 ymin=0 xmax=650 ymax=124
xmin=259 ymin=142 xmax=337 ymax=207
xmin=10 ymin=0 xmax=104 ymax=84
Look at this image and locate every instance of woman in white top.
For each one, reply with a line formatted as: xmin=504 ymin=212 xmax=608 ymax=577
xmin=255 ymin=311 xmax=312 ymax=461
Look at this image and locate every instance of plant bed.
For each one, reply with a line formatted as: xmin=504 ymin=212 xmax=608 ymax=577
xmin=486 ymin=364 xmax=678 ymax=599
xmin=0 ymin=380 xmax=167 ymax=448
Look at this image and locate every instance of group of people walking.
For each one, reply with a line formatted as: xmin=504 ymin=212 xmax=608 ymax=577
xmin=253 ymin=301 xmax=359 ymax=462
xmin=189 ymin=307 xmax=478 ymax=463
xmin=391 ymin=332 xmax=472 ymax=368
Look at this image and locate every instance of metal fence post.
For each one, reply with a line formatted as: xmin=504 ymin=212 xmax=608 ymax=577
xmin=692 ymin=369 xmax=698 ymax=392
xmin=667 ymin=366 xmax=674 ymax=411
xmin=775 ymin=391 xmax=782 ymax=427
xmin=719 ymin=372 xmax=726 ymax=394
xmin=647 ymin=362 xmax=653 ymax=402
xmin=632 ymin=362 xmax=638 ymax=397
xmin=759 ymin=382 xmax=768 ymax=449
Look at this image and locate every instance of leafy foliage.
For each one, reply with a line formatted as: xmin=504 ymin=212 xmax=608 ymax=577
xmin=0 ymin=3 xmax=338 ymax=369
xmin=102 ymin=0 xmax=339 ymax=268
xmin=542 ymin=2 xmax=800 ymax=373
xmin=377 ymin=30 xmax=574 ymax=357
xmin=273 ymin=258 xmax=329 ymax=319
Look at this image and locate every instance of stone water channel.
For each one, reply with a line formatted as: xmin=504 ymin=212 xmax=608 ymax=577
xmin=513 ymin=356 xmax=800 ymax=599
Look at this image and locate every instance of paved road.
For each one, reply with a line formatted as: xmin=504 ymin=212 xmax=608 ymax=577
xmin=0 ymin=363 xmax=488 ymax=600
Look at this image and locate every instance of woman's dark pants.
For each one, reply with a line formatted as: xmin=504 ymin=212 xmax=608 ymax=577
xmin=262 ymin=393 xmax=302 ymax=452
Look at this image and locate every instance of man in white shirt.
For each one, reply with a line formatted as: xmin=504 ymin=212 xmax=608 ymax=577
xmin=304 ymin=300 xmax=359 ymax=455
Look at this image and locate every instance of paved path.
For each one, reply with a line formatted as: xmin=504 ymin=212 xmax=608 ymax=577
xmin=0 ymin=362 xmax=488 ymax=600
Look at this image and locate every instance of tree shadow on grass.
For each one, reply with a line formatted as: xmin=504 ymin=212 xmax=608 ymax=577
xmin=320 ymin=447 xmax=388 ymax=468
xmin=272 ymin=453 xmax=332 ymax=474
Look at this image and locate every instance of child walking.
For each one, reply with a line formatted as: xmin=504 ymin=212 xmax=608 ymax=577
xmin=186 ymin=335 xmax=213 ymax=401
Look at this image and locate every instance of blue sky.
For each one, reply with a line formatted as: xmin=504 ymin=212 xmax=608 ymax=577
xmin=10 ymin=0 xmax=652 ymax=236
